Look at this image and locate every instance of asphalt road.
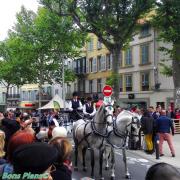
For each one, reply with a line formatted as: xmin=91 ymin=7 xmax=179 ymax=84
xmin=71 ymin=148 xmax=154 ymax=180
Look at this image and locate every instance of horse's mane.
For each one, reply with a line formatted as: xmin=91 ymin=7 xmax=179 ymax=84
xmin=94 ymin=104 xmax=105 ymax=121
xmin=118 ymin=110 xmax=134 ymax=119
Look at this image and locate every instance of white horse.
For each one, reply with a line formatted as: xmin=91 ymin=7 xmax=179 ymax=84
xmin=104 ymin=110 xmax=141 ymax=179
xmin=73 ymin=101 xmax=114 ymax=179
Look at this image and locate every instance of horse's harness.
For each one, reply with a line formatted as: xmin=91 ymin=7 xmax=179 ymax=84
xmin=106 ymin=116 xmax=140 ymax=149
xmin=76 ymin=104 xmax=114 ymax=147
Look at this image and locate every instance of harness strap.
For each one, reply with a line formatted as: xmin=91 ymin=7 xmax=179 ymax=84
xmin=76 ymin=122 xmax=92 ymax=146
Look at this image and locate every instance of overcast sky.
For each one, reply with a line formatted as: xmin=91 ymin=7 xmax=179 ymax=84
xmin=0 ymin=0 xmax=40 ymax=41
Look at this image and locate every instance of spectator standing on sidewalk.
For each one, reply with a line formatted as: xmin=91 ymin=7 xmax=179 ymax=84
xmin=141 ymin=110 xmax=155 ymax=154
xmin=167 ymin=106 xmax=175 ymax=119
xmin=156 ymin=110 xmax=175 ymax=157
xmin=148 ymin=106 xmax=159 ymax=120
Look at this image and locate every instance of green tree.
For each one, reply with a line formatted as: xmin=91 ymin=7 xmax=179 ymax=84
xmin=153 ymin=0 xmax=180 ymax=107
xmin=41 ymin=0 xmax=155 ymax=101
xmin=0 ymin=36 xmax=32 ymax=109
xmin=9 ymin=6 xmax=85 ymax=107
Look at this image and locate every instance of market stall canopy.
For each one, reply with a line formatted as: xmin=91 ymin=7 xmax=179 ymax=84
xmin=38 ymin=94 xmax=68 ymax=110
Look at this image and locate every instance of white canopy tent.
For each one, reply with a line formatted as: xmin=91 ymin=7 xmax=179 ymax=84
xmin=38 ymin=94 xmax=68 ymax=110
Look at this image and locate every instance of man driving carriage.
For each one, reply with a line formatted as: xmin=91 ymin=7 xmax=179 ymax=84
xmin=68 ymin=92 xmax=83 ymax=121
xmin=83 ymin=97 xmax=96 ymax=119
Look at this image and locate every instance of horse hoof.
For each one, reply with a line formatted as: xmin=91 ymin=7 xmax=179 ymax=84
xmin=125 ymin=174 xmax=131 ymax=179
xmin=105 ymin=166 xmax=109 ymax=170
xmin=99 ymin=177 xmax=104 ymax=180
xmin=111 ymin=176 xmax=115 ymax=180
xmin=74 ymin=167 xmax=78 ymax=171
xmin=83 ymin=167 xmax=87 ymax=172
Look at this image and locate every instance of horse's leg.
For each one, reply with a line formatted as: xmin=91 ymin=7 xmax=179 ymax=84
xmin=110 ymin=147 xmax=115 ymax=180
xmin=122 ymin=147 xmax=131 ymax=179
xmin=74 ymin=144 xmax=78 ymax=171
xmin=99 ymin=148 xmax=105 ymax=180
xmin=90 ymin=148 xmax=95 ymax=178
xmin=104 ymin=146 xmax=110 ymax=170
xmin=82 ymin=147 xmax=87 ymax=171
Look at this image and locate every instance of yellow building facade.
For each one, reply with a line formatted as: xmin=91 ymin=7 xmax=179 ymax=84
xmin=85 ymin=33 xmax=112 ymax=97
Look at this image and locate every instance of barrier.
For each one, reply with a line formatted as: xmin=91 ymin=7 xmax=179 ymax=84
xmin=172 ymin=119 xmax=180 ymax=134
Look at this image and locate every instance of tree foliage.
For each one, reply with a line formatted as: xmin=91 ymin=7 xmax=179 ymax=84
xmin=9 ymin=6 xmax=85 ymax=85
xmin=41 ymin=0 xmax=155 ymax=100
xmin=0 ymin=5 xmax=85 ymax=107
xmin=153 ymin=0 xmax=180 ymax=106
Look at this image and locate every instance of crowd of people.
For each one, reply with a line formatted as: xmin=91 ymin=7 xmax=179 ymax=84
xmin=0 ymin=109 xmax=72 ymax=180
xmin=0 ymin=91 xmax=180 ymax=179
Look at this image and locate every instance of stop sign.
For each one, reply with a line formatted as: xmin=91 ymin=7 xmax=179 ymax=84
xmin=103 ymin=85 xmax=113 ymax=97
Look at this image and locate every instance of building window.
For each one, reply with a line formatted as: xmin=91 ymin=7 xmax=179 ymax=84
xmin=2 ymin=92 xmax=5 ymax=103
xmin=97 ymin=40 xmax=102 ymax=49
xmin=101 ymin=56 xmax=106 ymax=70
xmin=87 ymin=37 xmax=93 ymax=51
xmin=74 ymin=83 xmax=77 ymax=92
xmin=97 ymin=79 xmax=102 ymax=93
xmin=47 ymin=86 xmax=51 ymax=96
xmin=106 ymin=54 xmax=112 ymax=70
xmin=67 ymin=85 xmax=71 ymax=94
xmin=92 ymin=58 xmax=97 ymax=72
xmin=141 ymin=72 xmax=150 ymax=91
xmin=55 ymin=89 xmax=59 ymax=95
xmin=97 ymin=56 xmax=101 ymax=71
xmin=125 ymin=74 xmax=132 ymax=92
xmin=78 ymin=80 xmax=85 ymax=92
xmin=22 ymin=91 xmax=25 ymax=100
xmin=120 ymin=51 xmax=123 ymax=67
xmin=89 ymin=80 xmax=93 ymax=93
xmin=28 ymin=91 xmax=31 ymax=101
xmin=140 ymin=44 xmax=149 ymax=64
xmin=140 ymin=24 xmax=150 ymax=38
xmin=98 ymin=56 xmax=106 ymax=71
xmin=120 ymin=75 xmax=123 ymax=92
xmin=31 ymin=91 xmax=35 ymax=101
xmin=125 ymin=48 xmax=132 ymax=66
xmin=89 ymin=58 xmax=93 ymax=72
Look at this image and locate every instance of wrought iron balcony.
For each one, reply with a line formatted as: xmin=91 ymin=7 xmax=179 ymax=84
xmin=7 ymin=94 xmax=20 ymax=99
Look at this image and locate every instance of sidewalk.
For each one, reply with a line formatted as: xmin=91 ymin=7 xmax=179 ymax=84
xmin=131 ymin=134 xmax=180 ymax=168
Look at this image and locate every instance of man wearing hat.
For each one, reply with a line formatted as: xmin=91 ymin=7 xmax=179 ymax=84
xmin=83 ymin=97 xmax=96 ymax=119
xmin=68 ymin=92 xmax=83 ymax=121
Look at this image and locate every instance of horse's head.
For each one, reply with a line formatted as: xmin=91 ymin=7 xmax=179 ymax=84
xmin=116 ymin=110 xmax=141 ymax=148
xmin=96 ymin=101 xmax=114 ymax=126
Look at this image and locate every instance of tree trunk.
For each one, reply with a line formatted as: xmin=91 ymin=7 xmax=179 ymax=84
xmin=38 ymin=83 xmax=43 ymax=108
xmin=111 ymin=46 xmax=122 ymax=103
xmin=38 ymin=73 xmax=43 ymax=108
xmin=4 ymin=85 xmax=10 ymax=111
xmin=172 ymin=42 xmax=180 ymax=108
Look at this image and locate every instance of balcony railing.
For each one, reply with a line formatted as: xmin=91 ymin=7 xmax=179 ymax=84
xmin=7 ymin=94 xmax=20 ymax=99
xmin=36 ymin=94 xmax=52 ymax=101
xmin=74 ymin=67 xmax=86 ymax=74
